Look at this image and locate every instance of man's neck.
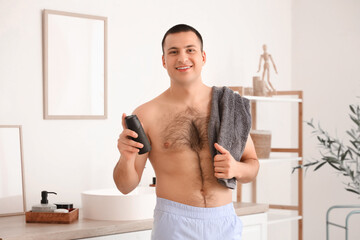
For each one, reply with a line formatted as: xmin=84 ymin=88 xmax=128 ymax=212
xmin=167 ymin=80 xmax=211 ymax=106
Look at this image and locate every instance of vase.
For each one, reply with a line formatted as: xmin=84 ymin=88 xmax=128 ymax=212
xmin=250 ymin=130 xmax=271 ymax=159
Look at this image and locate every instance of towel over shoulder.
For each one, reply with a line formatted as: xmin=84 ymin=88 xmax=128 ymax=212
xmin=208 ymin=86 xmax=252 ymax=189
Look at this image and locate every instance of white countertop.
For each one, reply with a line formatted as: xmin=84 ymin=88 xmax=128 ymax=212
xmin=0 ymin=202 xmax=269 ymax=240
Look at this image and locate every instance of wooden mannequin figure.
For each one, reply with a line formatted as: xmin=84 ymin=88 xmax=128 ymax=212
xmin=257 ymin=44 xmax=278 ymax=94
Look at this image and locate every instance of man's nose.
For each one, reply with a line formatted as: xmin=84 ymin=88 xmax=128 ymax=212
xmin=177 ymin=51 xmax=189 ymax=64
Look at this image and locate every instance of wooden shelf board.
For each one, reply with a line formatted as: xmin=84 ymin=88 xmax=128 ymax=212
xmin=267 ymin=209 xmax=303 ymax=225
xmin=244 ymin=95 xmax=302 ymax=103
xmin=259 ymin=157 xmax=302 ymax=163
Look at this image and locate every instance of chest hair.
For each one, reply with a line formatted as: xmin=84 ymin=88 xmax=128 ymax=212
xmin=161 ymin=107 xmax=210 ymax=152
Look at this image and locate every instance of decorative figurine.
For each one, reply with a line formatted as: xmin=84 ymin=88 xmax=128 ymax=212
xmin=257 ymin=44 xmax=278 ymax=94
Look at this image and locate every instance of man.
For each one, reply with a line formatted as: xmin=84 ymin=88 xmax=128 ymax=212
xmin=113 ymin=24 xmax=259 ymax=240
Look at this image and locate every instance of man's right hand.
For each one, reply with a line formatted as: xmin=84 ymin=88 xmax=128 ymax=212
xmin=117 ymin=113 xmax=144 ymax=161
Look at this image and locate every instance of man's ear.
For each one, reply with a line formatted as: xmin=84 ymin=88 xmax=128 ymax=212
xmin=202 ymin=51 xmax=207 ymax=65
xmin=162 ymin=55 xmax=166 ymax=68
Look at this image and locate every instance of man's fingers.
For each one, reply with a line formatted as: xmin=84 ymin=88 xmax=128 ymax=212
xmin=121 ymin=113 xmax=127 ymax=129
xmin=213 ymin=158 xmax=225 ymax=166
xmin=214 ymin=154 xmax=231 ymax=162
xmin=214 ymin=172 xmax=226 ymax=179
xmin=120 ymin=139 xmax=143 ymax=149
xmin=118 ymin=135 xmax=143 ymax=148
xmin=214 ymin=166 xmax=225 ymax=172
xmin=121 ymin=129 xmax=138 ymax=139
xmin=117 ymin=128 xmax=143 ymax=154
xmin=214 ymin=160 xmax=230 ymax=168
xmin=213 ymin=154 xmax=224 ymax=162
xmin=118 ymin=141 xmax=140 ymax=153
xmin=214 ymin=143 xmax=228 ymax=154
xmin=123 ymin=146 xmax=140 ymax=153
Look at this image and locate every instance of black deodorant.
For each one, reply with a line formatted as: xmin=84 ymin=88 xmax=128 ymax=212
xmin=125 ymin=115 xmax=151 ymax=154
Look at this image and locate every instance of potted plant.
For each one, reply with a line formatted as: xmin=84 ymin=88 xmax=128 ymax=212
xmin=293 ymin=100 xmax=360 ymax=196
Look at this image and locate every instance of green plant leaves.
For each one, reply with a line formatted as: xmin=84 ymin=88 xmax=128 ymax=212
xmin=293 ymin=100 xmax=360 ymax=196
xmin=314 ymin=161 xmax=327 ymax=171
xmin=350 ymin=105 xmax=356 ymax=114
xmin=346 ymin=188 xmax=359 ymax=195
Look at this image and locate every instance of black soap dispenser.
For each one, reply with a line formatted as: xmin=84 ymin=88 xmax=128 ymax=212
xmin=31 ymin=191 xmax=57 ymax=212
xmin=149 ymin=177 xmax=156 ymax=187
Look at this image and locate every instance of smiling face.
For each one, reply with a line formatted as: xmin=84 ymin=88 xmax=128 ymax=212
xmin=162 ymin=31 xmax=206 ymax=86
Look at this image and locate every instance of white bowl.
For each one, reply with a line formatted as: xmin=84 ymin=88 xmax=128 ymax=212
xmin=81 ymin=187 xmax=156 ymax=221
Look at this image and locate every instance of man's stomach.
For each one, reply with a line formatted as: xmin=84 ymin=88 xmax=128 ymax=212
xmin=149 ymin=146 xmax=233 ymax=208
xmin=154 ymin=170 xmax=233 ymax=208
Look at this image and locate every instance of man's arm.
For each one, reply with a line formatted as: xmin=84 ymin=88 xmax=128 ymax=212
xmin=113 ymin=151 xmax=148 ymax=194
xmin=113 ymin=113 xmax=149 ymax=194
xmin=213 ymin=135 xmax=259 ymax=183
xmin=235 ymin=135 xmax=259 ymax=183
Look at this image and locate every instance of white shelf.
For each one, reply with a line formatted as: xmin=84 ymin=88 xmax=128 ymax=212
xmin=259 ymin=157 xmax=302 ymax=163
xmin=267 ymin=209 xmax=302 ymax=225
xmin=243 ymin=95 xmax=302 ymax=103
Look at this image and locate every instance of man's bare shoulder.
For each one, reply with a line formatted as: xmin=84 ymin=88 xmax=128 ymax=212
xmin=132 ymin=90 xmax=168 ymax=126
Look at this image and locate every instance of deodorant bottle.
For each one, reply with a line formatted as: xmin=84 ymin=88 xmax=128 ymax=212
xmin=125 ymin=115 xmax=151 ymax=154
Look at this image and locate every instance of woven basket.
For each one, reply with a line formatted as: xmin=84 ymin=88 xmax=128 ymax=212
xmin=250 ymin=130 xmax=271 ymax=159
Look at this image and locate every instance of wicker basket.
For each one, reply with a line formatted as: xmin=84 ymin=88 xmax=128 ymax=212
xmin=250 ymin=130 xmax=271 ymax=159
xmin=25 ymin=208 xmax=79 ymax=224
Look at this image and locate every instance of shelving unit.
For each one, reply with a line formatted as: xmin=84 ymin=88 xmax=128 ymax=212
xmin=230 ymin=88 xmax=303 ymax=240
xmin=267 ymin=209 xmax=303 ymax=225
xmin=258 ymin=157 xmax=302 ymax=164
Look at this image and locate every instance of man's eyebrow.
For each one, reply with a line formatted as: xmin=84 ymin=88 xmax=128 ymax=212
xmin=166 ymin=45 xmax=198 ymax=51
xmin=167 ymin=47 xmax=178 ymax=51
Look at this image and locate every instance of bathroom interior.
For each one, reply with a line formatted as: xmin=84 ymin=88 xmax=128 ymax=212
xmin=1 ymin=0 xmax=360 ymax=239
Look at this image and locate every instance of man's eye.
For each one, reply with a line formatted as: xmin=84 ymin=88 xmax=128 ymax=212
xmin=188 ymin=49 xmax=195 ymax=53
xmin=169 ymin=51 xmax=177 ymax=54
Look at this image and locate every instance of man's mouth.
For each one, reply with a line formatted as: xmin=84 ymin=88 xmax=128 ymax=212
xmin=176 ymin=66 xmax=192 ymax=70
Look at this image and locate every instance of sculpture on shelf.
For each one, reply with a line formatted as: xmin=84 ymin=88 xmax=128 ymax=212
xmin=257 ymin=44 xmax=278 ymax=94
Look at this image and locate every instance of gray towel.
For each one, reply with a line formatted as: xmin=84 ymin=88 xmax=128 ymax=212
xmin=208 ymin=86 xmax=252 ymax=189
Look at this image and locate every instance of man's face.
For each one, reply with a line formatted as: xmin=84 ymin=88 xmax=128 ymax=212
xmin=162 ymin=31 xmax=206 ymax=85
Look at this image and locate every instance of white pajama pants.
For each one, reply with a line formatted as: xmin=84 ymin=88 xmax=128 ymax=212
xmin=151 ymin=197 xmax=242 ymax=240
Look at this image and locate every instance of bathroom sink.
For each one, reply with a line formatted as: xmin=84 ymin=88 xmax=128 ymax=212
xmin=81 ymin=187 xmax=156 ymax=221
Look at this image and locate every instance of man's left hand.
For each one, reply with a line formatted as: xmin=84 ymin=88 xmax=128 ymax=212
xmin=213 ymin=143 xmax=239 ymax=179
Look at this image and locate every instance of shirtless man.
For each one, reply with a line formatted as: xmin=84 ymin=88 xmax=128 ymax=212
xmin=113 ymin=24 xmax=259 ymax=240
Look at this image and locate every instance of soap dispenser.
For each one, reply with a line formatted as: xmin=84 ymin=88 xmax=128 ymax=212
xmin=149 ymin=177 xmax=156 ymax=187
xmin=32 ymin=191 xmax=57 ymax=212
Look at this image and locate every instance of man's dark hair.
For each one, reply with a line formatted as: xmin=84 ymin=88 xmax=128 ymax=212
xmin=161 ymin=24 xmax=203 ymax=54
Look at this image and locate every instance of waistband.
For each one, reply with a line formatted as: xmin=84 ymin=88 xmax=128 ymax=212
xmin=155 ymin=197 xmax=236 ymax=219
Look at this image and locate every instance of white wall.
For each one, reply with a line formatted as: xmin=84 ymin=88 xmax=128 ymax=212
xmin=292 ymin=0 xmax=360 ymax=239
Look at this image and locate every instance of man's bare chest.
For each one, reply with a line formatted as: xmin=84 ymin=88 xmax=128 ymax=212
xmin=158 ymin=107 xmax=210 ymax=153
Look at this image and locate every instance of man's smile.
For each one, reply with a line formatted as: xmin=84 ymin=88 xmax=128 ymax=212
xmin=175 ymin=65 xmax=192 ymax=71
